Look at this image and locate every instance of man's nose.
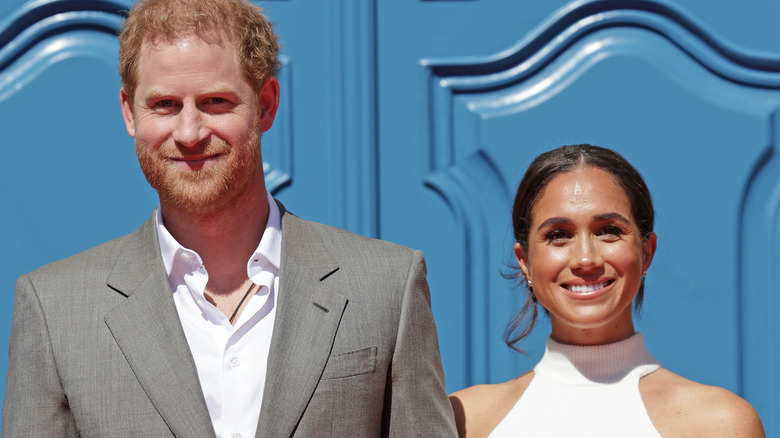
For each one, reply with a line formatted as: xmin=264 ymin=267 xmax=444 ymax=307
xmin=172 ymin=104 xmax=210 ymax=148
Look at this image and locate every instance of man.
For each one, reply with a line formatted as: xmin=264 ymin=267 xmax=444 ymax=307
xmin=2 ymin=0 xmax=456 ymax=436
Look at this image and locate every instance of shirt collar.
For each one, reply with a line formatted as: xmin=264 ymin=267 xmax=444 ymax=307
xmin=156 ymin=191 xmax=282 ymax=280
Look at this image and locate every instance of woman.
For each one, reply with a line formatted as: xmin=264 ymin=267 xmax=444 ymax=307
xmin=450 ymin=144 xmax=764 ymax=437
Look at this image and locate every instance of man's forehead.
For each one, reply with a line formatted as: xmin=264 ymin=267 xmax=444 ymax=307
xmin=141 ymin=31 xmax=232 ymax=54
xmin=135 ymin=33 xmax=238 ymax=72
xmin=130 ymin=32 xmax=250 ymax=101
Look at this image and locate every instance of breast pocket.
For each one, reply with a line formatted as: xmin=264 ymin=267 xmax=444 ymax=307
xmin=320 ymin=346 xmax=377 ymax=380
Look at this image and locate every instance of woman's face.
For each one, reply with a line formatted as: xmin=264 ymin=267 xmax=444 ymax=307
xmin=515 ymin=166 xmax=656 ymax=345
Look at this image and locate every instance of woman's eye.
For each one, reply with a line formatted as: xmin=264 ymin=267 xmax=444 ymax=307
xmin=545 ymin=229 xmax=570 ymax=243
xmin=599 ymin=225 xmax=623 ymax=238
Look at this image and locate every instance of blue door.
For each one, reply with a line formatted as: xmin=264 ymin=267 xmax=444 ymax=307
xmin=374 ymin=1 xmax=780 ymax=433
xmin=2 ymin=0 xmax=778 ymax=433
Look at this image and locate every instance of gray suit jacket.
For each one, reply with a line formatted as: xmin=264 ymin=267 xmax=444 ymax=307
xmin=2 ymin=203 xmax=457 ymax=437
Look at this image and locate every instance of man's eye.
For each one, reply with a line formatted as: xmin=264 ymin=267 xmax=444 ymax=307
xmin=155 ymin=100 xmax=174 ymax=108
xmin=209 ymin=97 xmax=226 ymax=104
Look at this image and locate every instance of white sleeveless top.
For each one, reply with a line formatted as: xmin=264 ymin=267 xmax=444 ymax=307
xmin=490 ymin=333 xmax=662 ymax=437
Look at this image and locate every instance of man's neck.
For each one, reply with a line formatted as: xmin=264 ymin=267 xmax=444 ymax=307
xmin=159 ymin=185 xmax=270 ymax=294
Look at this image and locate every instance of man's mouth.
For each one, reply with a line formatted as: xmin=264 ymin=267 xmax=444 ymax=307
xmin=168 ymin=153 xmax=223 ymax=168
xmin=172 ymin=153 xmax=219 ymax=162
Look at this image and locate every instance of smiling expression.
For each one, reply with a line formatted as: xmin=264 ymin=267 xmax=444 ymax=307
xmin=120 ymin=34 xmax=278 ymax=217
xmin=515 ymin=166 xmax=656 ymax=345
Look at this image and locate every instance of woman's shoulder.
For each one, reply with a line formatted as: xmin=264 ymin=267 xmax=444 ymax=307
xmin=449 ymin=371 xmax=534 ymax=438
xmin=641 ymin=368 xmax=765 ymax=437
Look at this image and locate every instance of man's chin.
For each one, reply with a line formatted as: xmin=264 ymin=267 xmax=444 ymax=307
xmin=142 ymin=153 xmax=261 ymax=216
xmin=161 ymin=197 xmax=229 ymax=217
xmin=154 ymin=182 xmax=233 ymax=216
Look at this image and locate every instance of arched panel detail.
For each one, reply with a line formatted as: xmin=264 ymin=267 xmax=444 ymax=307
xmin=0 ymin=29 xmax=119 ymax=103
xmin=264 ymin=56 xmax=293 ymax=194
xmin=422 ymin=0 xmax=780 ymax=85
xmin=0 ymin=1 xmax=127 ymax=103
xmin=419 ymin=0 xmax=780 ymax=427
xmin=425 ymin=150 xmax=511 ymax=383
xmin=740 ymin=119 xmax=780 ymax=435
xmin=421 ymin=0 xmax=780 ymax=169
xmin=0 ymin=0 xmax=128 ymax=50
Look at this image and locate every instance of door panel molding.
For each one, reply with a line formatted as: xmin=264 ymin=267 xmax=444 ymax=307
xmin=421 ymin=0 xmax=780 ymax=84
xmin=0 ymin=1 xmax=127 ymax=103
xmin=418 ymin=2 xmax=780 ymax=428
xmin=740 ymin=134 xmax=780 ymax=435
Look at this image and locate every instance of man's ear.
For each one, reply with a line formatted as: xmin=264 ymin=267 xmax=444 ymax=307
xmin=257 ymin=76 xmax=280 ymax=133
xmin=514 ymin=242 xmax=531 ymax=281
xmin=120 ymin=88 xmax=136 ymax=138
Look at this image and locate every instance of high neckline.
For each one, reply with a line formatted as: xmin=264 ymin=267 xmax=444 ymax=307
xmin=534 ymin=333 xmax=660 ymax=385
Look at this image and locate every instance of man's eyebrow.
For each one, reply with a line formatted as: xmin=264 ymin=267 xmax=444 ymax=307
xmin=201 ymin=85 xmax=239 ymax=95
xmin=142 ymin=89 xmax=173 ymax=100
xmin=141 ymin=86 xmax=239 ymax=100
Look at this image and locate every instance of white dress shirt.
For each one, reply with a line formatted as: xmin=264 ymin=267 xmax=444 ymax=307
xmin=155 ymin=192 xmax=281 ymax=438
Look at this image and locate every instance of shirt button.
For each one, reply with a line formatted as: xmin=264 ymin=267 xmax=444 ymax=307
xmin=180 ymin=252 xmax=191 ymax=261
xmin=233 ymin=433 xmax=242 ymax=438
xmin=230 ymin=357 xmax=241 ymax=367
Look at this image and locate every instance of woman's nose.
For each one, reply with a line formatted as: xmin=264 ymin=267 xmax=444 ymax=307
xmin=570 ymin=235 xmax=602 ymax=271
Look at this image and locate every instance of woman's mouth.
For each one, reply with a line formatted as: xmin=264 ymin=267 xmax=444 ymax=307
xmin=561 ymin=279 xmax=615 ymax=299
xmin=564 ymin=280 xmax=614 ymax=293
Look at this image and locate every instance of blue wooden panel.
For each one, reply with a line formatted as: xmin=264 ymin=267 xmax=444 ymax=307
xmin=3 ymin=0 xmax=780 ymax=434
xmin=741 ymin=136 xmax=780 ymax=434
xmin=262 ymin=0 xmax=379 ymax=236
xmin=378 ymin=0 xmax=780 ymax=433
xmin=0 ymin=0 xmax=151 ymax=408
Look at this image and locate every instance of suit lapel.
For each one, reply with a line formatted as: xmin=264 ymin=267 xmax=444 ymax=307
xmin=256 ymin=205 xmax=347 ymax=438
xmin=104 ymin=216 xmax=216 ymax=438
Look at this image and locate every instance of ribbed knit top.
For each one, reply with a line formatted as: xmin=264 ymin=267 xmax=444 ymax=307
xmin=489 ymin=333 xmax=662 ymax=437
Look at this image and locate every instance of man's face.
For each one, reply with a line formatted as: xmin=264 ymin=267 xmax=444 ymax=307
xmin=120 ymin=35 xmax=278 ymax=217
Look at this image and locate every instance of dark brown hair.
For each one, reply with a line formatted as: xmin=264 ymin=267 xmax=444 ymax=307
xmin=506 ymin=144 xmax=654 ymax=351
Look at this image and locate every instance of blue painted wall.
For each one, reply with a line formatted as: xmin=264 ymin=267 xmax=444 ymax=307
xmin=2 ymin=0 xmax=778 ymax=433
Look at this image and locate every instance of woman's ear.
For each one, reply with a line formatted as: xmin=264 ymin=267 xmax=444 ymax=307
xmin=642 ymin=232 xmax=657 ymax=272
xmin=514 ymin=242 xmax=531 ymax=281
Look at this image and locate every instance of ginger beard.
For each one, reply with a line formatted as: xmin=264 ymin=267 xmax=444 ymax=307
xmin=136 ymin=125 xmax=262 ymax=217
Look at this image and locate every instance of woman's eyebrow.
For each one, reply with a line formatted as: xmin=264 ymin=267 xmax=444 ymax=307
xmin=593 ymin=212 xmax=631 ymax=224
xmin=536 ymin=213 xmax=630 ymax=232
xmin=536 ymin=217 xmax=572 ymax=231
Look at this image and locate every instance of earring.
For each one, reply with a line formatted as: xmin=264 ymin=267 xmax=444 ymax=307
xmin=527 ymin=279 xmax=533 ymax=287
xmin=642 ymin=271 xmax=647 ymax=278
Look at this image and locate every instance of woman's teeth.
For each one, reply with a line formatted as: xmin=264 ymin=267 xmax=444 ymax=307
xmin=567 ymin=281 xmax=609 ymax=293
